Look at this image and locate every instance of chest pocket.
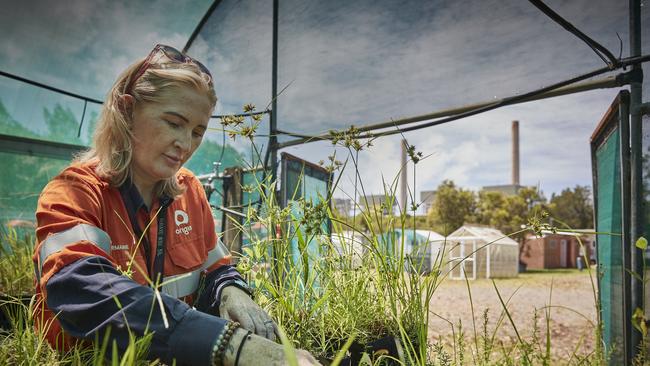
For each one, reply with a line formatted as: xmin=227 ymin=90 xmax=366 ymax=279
xmin=166 ymin=236 xmax=207 ymax=272
xmin=162 ymin=236 xmax=208 ymax=298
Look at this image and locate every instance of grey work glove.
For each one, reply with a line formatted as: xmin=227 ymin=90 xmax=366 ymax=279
xmin=223 ymin=328 xmax=322 ymax=366
xmin=219 ymin=285 xmax=277 ymax=341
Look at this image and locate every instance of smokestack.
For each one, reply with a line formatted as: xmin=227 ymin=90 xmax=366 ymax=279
xmin=401 ymin=139 xmax=408 ymax=213
xmin=512 ymin=120 xmax=520 ymax=186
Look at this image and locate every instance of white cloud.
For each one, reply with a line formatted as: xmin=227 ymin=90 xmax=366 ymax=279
xmin=0 ymin=0 xmax=642 ymax=204
xmin=271 ymin=0 xmax=628 ymax=135
xmin=0 ymin=0 xmax=212 ymax=98
xmin=268 ymin=0 xmax=631 ymax=203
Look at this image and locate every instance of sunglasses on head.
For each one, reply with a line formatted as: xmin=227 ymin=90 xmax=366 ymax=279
xmin=125 ymin=44 xmax=212 ymax=94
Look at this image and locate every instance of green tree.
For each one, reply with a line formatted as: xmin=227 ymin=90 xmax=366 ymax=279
xmin=517 ymin=186 xmax=548 ymax=216
xmin=84 ymin=111 xmax=99 ymax=143
xmin=185 ymin=139 xmax=245 ymax=176
xmin=0 ymin=101 xmax=71 ymax=221
xmin=184 ymin=139 xmax=247 ymax=210
xmin=342 ymin=212 xmax=372 ymax=233
xmin=426 ymin=180 xmax=475 ymax=235
xmin=548 ymin=185 xmax=594 ymax=229
xmin=0 ymin=100 xmax=39 ymax=138
xmin=475 ymin=187 xmax=547 ymax=240
xmin=475 ymin=191 xmax=510 ymax=228
xmin=403 ymin=215 xmax=428 ymax=230
xmin=44 ymin=104 xmax=82 ymax=144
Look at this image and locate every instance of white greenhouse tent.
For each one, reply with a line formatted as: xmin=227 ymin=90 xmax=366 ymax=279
xmin=330 ymin=230 xmax=367 ymax=267
xmin=447 ymin=225 xmax=519 ymax=279
xmin=408 ymin=230 xmax=449 ymax=275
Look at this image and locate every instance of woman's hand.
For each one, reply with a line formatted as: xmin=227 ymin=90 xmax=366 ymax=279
xmin=223 ymin=328 xmax=322 ymax=366
xmin=219 ymin=285 xmax=277 ymax=340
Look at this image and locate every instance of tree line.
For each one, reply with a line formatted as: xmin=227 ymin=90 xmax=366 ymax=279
xmin=333 ymin=180 xmax=594 ymax=240
xmin=0 ymin=100 xmax=244 ymax=222
xmin=427 ymin=180 xmax=593 ymax=237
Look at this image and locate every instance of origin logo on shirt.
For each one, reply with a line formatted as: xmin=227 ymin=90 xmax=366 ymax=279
xmin=174 ymin=209 xmax=193 ymax=235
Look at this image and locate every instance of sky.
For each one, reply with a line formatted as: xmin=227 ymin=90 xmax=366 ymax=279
xmin=1 ymin=0 xmax=649 ymax=213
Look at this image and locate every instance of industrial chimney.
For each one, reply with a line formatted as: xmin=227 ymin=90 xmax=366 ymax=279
xmin=400 ymin=139 xmax=408 ymax=213
xmin=512 ymin=120 xmax=520 ymax=186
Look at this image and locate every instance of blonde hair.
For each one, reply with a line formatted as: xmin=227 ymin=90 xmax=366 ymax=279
xmin=78 ymin=55 xmax=217 ymax=198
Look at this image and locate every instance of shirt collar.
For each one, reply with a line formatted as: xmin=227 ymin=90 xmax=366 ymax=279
xmin=118 ymin=176 xmax=147 ymax=215
xmin=118 ymin=176 xmax=173 ymax=215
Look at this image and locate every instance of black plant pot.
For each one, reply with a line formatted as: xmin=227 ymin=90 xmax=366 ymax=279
xmin=0 ymin=293 xmax=32 ymax=331
xmin=336 ymin=336 xmax=405 ymax=366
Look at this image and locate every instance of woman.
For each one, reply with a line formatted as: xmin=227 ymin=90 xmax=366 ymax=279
xmin=33 ymin=44 xmax=320 ymax=366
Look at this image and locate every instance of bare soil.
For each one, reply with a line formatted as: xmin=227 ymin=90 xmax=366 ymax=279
xmin=427 ymin=269 xmax=598 ymax=362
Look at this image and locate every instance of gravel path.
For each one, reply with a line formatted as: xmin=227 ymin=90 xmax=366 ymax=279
xmin=427 ymin=269 xmax=598 ymax=362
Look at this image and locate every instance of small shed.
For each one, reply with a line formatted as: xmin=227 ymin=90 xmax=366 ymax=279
xmin=408 ymin=230 xmax=448 ymax=274
xmin=374 ymin=229 xmax=446 ymax=273
xmin=330 ymin=230 xmax=366 ymax=267
xmin=520 ymin=229 xmax=596 ymax=270
xmin=446 ymin=225 xmax=519 ymax=279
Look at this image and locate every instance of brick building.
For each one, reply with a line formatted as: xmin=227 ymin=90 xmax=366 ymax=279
xmin=519 ymin=230 xmax=596 ymax=270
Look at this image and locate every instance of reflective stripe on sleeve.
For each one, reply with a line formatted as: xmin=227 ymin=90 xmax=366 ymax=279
xmin=37 ymin=223 xmax=112 ymax=279
xmin=161 ymin=240 xmax=230 ymax=298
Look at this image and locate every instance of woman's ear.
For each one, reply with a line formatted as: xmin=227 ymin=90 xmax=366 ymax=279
xmin=117 ymin=94 xmax=135 ymax=118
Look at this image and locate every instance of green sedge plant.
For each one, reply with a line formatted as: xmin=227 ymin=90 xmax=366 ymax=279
xmin=0 ymin=102 xmax=622 ymax=365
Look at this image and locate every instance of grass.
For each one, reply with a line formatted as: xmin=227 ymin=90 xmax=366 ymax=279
xmin=0 ymin=107 xmax=624 ymax=365
xmin=0 ymin=225 xmax=35 ymax=295
xmin=0 ymin=291 xmax=157 ymax=365
xmin=522 ymin=268 xmax=590 ymax=275
xmin=225 ymin=111 xmax=607 ymax=365
xmin=0 ymin=199 xmax=611 ymax=365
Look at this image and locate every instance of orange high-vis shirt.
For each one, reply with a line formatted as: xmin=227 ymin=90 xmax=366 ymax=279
xmin=33 ymin=160 xmax=232 ymax=351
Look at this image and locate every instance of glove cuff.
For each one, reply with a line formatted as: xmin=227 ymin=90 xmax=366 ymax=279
xmin=195 ymin=265 xmax=252 ymax=316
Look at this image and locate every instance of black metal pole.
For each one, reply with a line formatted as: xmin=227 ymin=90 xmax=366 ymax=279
xmin=269 ymin=0 xmax=281 ymax=288
xmin=619 ymin=91 xmax=633 ymax=366
xmin=628 ymin=0 xmax=644 ymax=364
xmin=0 ymin=70 xmax=103 ymax=105
xmin=183 ymin=0 xmax=224 ymax=53
xmin=270 ymin=0 xmax=279 ymax=185
xmin=276 ymin=69 xmax=643 ymax=149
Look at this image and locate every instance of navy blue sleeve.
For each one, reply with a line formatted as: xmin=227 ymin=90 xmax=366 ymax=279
xmin=194 ymin=265 xmax=251 ymax=316
xmin=46 ymin=256 xmax=228 ymax=366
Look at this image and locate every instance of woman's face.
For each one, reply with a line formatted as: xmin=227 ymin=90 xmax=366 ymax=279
xmin=130 ymin=86 xmax=213 ymax=189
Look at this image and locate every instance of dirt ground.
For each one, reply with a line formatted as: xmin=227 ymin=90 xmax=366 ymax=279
xmin=427 ymin=269 xmax=598 ymax=361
